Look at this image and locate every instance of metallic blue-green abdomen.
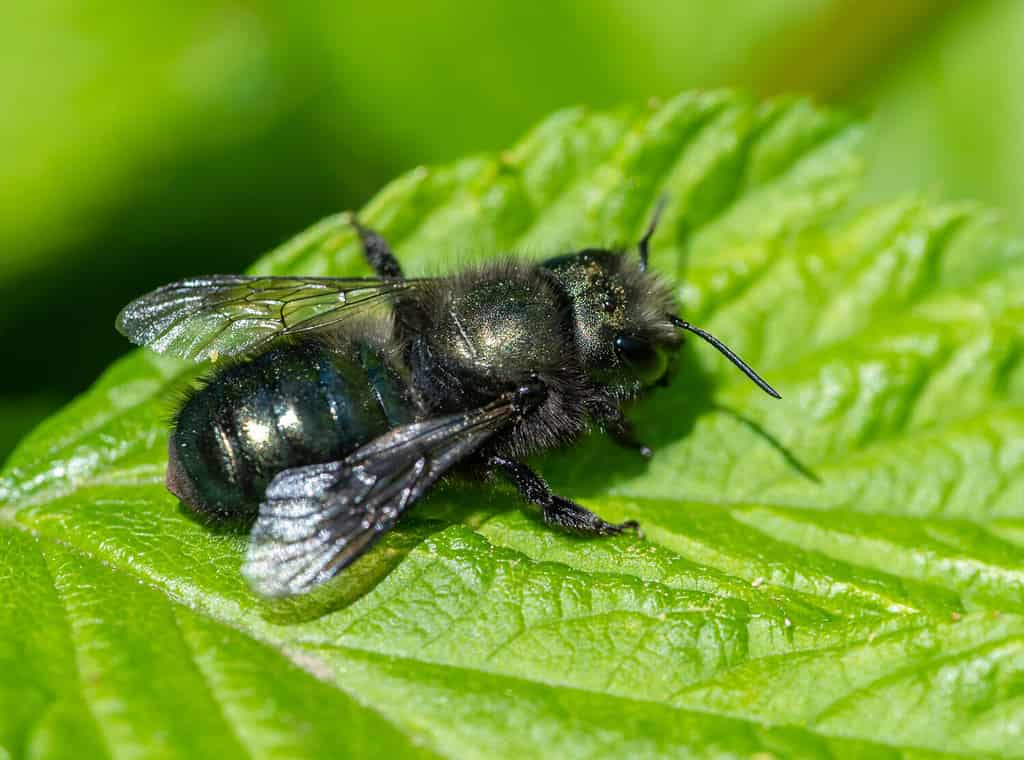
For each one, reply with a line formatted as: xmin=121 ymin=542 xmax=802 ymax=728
xmin=167 ymin=339 xmax=411 ymax=519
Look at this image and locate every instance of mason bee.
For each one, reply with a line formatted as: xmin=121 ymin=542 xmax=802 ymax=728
xmin=117 ymin=203 xmax=779 ymax=597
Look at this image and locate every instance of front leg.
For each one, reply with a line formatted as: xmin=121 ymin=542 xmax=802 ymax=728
xmin=489 ymin=455 xmax=642 ymax=537
xmin=594 ymin=403 xmax=652 ymax=458
xmin=348 ymin=214 xmax=404 ymax=279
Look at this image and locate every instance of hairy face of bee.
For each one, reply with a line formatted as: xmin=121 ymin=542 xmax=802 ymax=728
xmin=541 ymin=249 xmax=680 ymax=394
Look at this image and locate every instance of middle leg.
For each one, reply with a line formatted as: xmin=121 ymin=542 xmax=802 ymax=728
xmin=593 ymin=402 xmax=652 ymax=458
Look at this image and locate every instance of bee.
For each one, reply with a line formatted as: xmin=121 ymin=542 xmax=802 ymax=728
xmin=117 ymin=202 xmax=780 ymax=597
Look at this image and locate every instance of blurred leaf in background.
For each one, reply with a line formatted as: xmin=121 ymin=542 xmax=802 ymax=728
xmin=0 ymin=0 xmax=1018 ymax=467
xmin=857 ymin=1 xmax=1024 ymax=221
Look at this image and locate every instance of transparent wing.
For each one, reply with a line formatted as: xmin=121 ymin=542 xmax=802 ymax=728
xmin=242 ymin=396 xmax=519 ymax=597
xmin=116 ymin=274 xmax=419 ymax=362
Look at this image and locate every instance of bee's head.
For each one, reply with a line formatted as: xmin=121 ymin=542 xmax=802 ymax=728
xmin=541 ymin=200 xmax=781 ymax=400
xmin=540 ymin=246 xmax=680 ymax=394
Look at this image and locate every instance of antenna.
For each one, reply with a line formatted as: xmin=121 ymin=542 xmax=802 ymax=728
xmin=668 ymin=315 xmax=781 ymax=399
xmin=637 ymin=196 xmax=668 ymax=271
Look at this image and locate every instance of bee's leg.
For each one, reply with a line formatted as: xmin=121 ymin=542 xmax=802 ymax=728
xmin=349 ymin=214 xmax=404 ymax=279
xmin=596 ymin=404 xmax=652 ymax=458
xmin=488 ymin=455 xmax=643 ymax=537
xmin=609 ymin=418 xmax=653 ymax=459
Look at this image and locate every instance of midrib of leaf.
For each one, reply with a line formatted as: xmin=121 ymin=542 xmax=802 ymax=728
xmin=0 ymin=520 xmax=1001 ymax=760
xmin=0 ymin=488 xmax=981 ymax=757
xmin=2 ymin=491 xmax=983 ymax=750
xmin=2 ymin=91 xmax=1023 ymax=758
xmin=0 ymin=518 xmax=959 ymax=760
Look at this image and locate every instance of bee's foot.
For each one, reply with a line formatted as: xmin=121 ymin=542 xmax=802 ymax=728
xmin=616 ymin=519 xmax=644 ymax=540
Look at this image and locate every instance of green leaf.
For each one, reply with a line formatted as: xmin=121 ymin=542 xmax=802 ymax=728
xmin=2 ymin=91 xmax=1022 ymax=758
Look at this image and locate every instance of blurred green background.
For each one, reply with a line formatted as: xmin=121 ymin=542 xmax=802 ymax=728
xmin=2 ymin=0 xmax=1021 ymax=462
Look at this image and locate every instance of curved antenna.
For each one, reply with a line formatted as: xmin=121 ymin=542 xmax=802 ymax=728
xmin=669 ymin=315 xmax=781 ymax=399
xmin=637 ymin=195 xmax=668 ymax=271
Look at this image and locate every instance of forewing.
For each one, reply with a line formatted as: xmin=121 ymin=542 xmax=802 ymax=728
xmin=116 ymin=275 xmax=416 ymax=362
xmin=242 ymin=399 xmax=518 ymax=597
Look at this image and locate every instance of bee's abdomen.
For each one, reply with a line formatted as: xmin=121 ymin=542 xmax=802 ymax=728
xmin=167 ymin=339 xmax=411 ymax=520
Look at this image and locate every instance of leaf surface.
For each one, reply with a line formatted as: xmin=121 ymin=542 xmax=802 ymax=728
xmin=2 ymin=92 xmax=1022 ymax=759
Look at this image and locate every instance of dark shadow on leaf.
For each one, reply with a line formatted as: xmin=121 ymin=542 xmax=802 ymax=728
xmin=249 ymin=482 xmax=495 ymax=625
xmin=538 ymin=349 xmax=718 ymax=496
xmin=716 ymin=404 xmax=822 ymax=484
xmin=168 ymin=466 xmax=522 ymax=624
xmin=176 ymin=501 xmax=252 ymax=535
xmin=174 ymin=497 xmax=431 ymax=623
xmin=254 ymin=525 xmax=437 ymax=625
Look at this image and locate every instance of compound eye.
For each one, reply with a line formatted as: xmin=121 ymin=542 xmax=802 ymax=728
xmin=614 ymin=334 xmax=668 ymax=385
